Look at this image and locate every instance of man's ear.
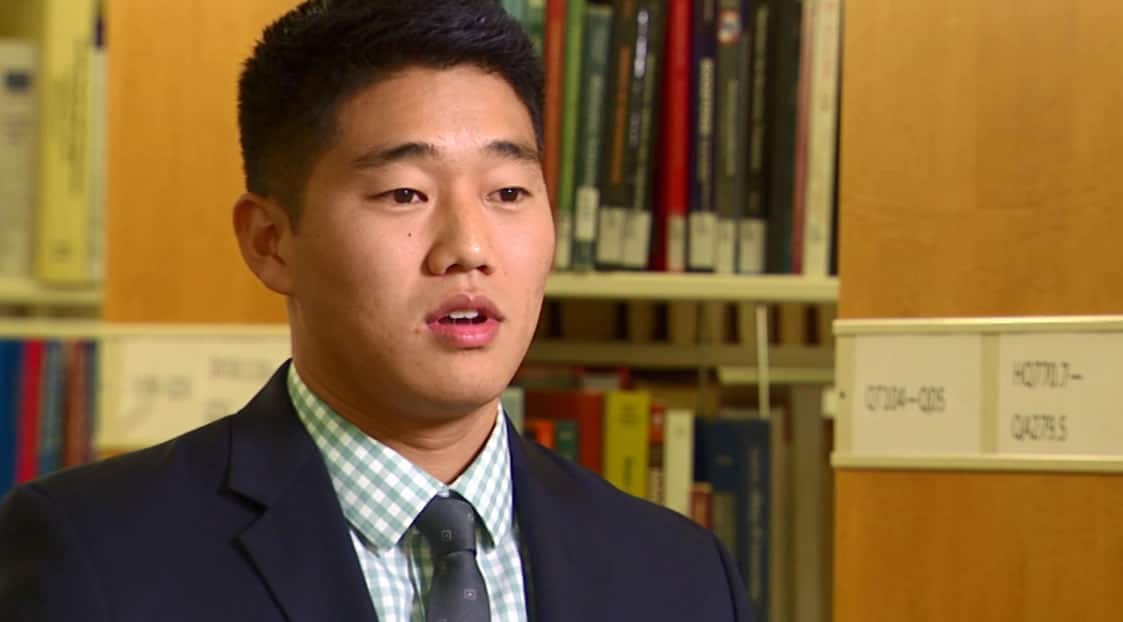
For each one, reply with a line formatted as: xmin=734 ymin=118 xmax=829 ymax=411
xmin=232 ymin=192 xmax=295 ymax=296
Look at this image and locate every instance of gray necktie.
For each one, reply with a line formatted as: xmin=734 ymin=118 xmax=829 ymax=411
xmin=414 ymin=494 xmax=491 ymax=622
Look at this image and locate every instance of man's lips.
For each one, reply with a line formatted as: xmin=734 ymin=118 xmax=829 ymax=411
xmin=425 ymin=293 xmax=504 ymax=324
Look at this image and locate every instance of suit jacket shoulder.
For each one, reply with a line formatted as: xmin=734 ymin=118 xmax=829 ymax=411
xmin=0 ymin=364 xmax=374 ymax=622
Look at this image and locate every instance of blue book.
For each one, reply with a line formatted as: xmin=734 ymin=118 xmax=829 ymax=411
xmin=37 ymin=340 xmax=65 ymax=475
xmin=686 ymin=0 xmax=718 ymax=272
xmin=83 ymin=339 xmax=99 ymax=463
xmin=695 ymin=416 xmax=771 ymax=622
xmin=0 ymin=340 xmax=21 ymax=492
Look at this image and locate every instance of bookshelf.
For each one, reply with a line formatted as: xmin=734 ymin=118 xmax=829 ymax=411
xmin=0 ymin=276 xmax=101 ymax=309
xmin=2 ymin=3 xmax=838 ymax=622
xmin=546 ymin=272 xmax=838 ymax=302
xmin=835 ymin=0 xmax=1123 ymax=620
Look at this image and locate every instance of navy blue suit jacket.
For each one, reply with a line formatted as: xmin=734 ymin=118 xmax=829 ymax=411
xmin=0 ymin=363 xmax=750 ymax=621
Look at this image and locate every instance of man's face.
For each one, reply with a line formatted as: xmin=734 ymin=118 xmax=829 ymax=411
xmin=287 ymin=64 xmax=553 ymax=420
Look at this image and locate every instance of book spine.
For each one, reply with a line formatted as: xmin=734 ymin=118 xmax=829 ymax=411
xmin=687 ymin=0 xmax=718 ymax=272
xmin=553 ymin=418 xmax=579 ymax=461
xmin=62 ymin=340 xmax=88 ymax=467
xmin=662 ymin=409 xmax=695 ymax=516
xmin=527 ymin=0 xmax=547 ymax=55
xmin=0 ymin=40 xmax=36 ymax=278
xmin=524 ymin=388 xmax=604 ymax=473
xmin=14 ymin=339 xmax=43 ymax=483
xmin=0 ymin=340 xmax=20 ymax=491
xmin=524 ymin=417 xmax=557 ymax=449
xmin=742 ymin=418 xmax=771 ymax=622
xmin=654 ymin=0 xmax=691 ymax=272
xmin=766 ymin=0 xmax=806 ymax=273
xmin=790 ymin=0 xmax=815 ymax=274
xmin=690 ymin=481 xmax=713 ymax=528
xmin=501 ymin=0 xmax=528 ymax=22
xmin=697 ymin=417 xmax=744 ymax=560
xmin=545 ymin=0 xmax=567 ymax=267
xmin=36 ymin=340 xmax=64 ymax=474
xmin=646 ymin=404 xmax=666 ymax=505
xmin=572 ymin=4 xmax=615 ymax=271
xmin=595 ymin=0 xmax=639 ymax=269
xmin=620 ymin=0 xmax=666 ymax=270
xmin=739 ymin=0 xmax=770 ymax=274
xmin=555 ymin=0 xmax=586 ymax=272
xmin=802 ymin=0 xmax=840 ymax=277
xmin=87 ymin=4 xmax=106 ymax=282
xmin=713 ymin=0 xmax=750 ymax=274
xmin=602 ymin=389 xmax=650 ymax=497
xmin=33 ymin=0 xmax=98 ymax=284
xmin=83 ymin=339 xmax=97 ymax=463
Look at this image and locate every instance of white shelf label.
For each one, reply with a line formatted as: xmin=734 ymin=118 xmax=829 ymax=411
xmin=595 ymin=206 xmax=626 ymax=265
xmin=620 ymin=210 xmax=652 ymax=269
xmin=715 ymin=218 xmax=736 ymax=274
xmin=554 ymin=210 xmax=572 ymax=270
xmin=574 ymin=186 xmax=599 ymax=242
xmin=688 ymin=212 xmax=716 ymax=270
xmin=737 ymin=218 xmax=765 ymax=274
xmin=997 ymin=333 xmax=1123 ymax=455
xmin=100 ymin=336 xmax=290 ymax=448
xmin=851 ymin=334 xmax=983 ymax=455
xmin=666 ymin=214 xmax=686 ymax=272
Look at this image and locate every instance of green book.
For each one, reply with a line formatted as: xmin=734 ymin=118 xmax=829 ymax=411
xmin=554 ymin=0 xmax=587 ymax=271
xmin=526 ymin=0 xmax=546 ymax=56
xmin=571 ymin=3 xmax=614 ymax=271
xmin=553 ymin=418 xmax=579 ymax=462
xmin=499 ymin=0 xmax=526 ymax=22
xmin=620 ymin=0 xmax=666 ymax=270
xmin=740 ymin=2 xmax=770 ymax=274
xmin=594 ymin=0 xmax=640 ymax=269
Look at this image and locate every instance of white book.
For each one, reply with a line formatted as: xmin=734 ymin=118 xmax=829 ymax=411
xmin=802 ymin=0 xmax=842 ymax=277
xmin=662 ymin=409 xmax=695 ymax=517
xmin=0 ymin=39 xmax=36 ymax=278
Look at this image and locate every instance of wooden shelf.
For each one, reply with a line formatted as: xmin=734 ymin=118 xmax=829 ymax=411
xmin=0 ymin=276 xmax=102 ymax=308
xmin=545 ymin=272 xmax=838 ymax=303
xmin=0 ymin=273 xmax=836 ymax=309
xmin=526 ymin=339 xmax=833 ymax=381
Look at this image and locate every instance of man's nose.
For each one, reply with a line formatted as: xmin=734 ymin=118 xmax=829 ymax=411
xmin=424 ymin=190 xmax=495 ymax=277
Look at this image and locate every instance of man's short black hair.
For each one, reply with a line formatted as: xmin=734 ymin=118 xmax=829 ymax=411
xmin=237 ymin=0 xmax=543 ymax=223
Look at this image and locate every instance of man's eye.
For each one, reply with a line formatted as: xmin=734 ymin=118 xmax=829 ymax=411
xmin=385 ymin=188 xmax=424 ymax=204
xmin=495 ymin=187 xmax=527 ymax=203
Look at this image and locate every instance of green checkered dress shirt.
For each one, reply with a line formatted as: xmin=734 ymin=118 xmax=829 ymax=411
xmin=288 ymin=365 xmax=529 ymax=622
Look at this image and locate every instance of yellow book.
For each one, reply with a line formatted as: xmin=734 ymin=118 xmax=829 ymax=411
xmin=602 ymin=390 xmax=650 ymax=498
xmin=1 ymin=0 xmax=98 ymax=284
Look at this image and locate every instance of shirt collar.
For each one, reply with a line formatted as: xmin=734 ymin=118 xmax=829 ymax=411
xmin=287 ymin=364 xmax=513 ymax=552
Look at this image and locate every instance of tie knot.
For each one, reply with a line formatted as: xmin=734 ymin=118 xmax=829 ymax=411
xmin=414 ymin=494 xmax=478 ymax=557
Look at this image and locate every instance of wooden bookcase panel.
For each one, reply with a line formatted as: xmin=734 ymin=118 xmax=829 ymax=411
xmin=838 ymin=0 xmax=1123 ymax=319
xmin=104 ymin=0 xmax=298 ymax=322
xmin=836 ymin=469 xmax=1122 ymax=622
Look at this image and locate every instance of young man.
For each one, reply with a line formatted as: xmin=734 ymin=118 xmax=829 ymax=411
xmin=0 ymin=2 xmax=750 ymax=620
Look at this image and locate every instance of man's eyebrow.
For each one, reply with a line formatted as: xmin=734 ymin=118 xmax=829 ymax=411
xmin=351 ymin=142 xmax=438 ymax=169
xmin=485 ymin=139 xmax=541 ymax=163
xmin=351 ymin=139 xmax=541 ymax=170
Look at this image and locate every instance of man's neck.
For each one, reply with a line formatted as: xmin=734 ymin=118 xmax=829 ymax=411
xmin=292 ymin=360 xmax=499 ymax=484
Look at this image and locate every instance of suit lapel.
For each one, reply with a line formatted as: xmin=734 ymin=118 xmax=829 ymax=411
xmin=228 ymin=363 xmax=377 ymax=622
xmin=508 ymin=420 xmax=590 ymax=622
